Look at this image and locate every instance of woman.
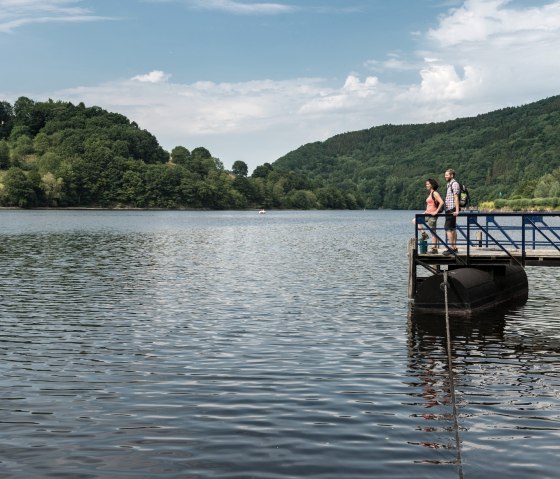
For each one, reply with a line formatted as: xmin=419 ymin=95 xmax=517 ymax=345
xmin=423 ymin=178 xmax=444 ymax=253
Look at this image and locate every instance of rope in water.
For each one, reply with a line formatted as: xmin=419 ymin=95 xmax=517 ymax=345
xmin=442 ymin=269 xmax=465 ymax=479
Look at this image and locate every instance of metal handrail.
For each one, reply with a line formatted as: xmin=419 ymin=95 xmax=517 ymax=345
xmin=415 ymin=212 xmax=560 ymax=265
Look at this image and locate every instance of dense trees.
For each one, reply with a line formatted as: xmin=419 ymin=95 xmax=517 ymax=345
xmin=275 ymin=95 xmax=560 ymax=209
xmin=2 ymin=167 xmax=39 ymax=207
xmin=2 ymin=95 xmax=560 ymax=210
xmin=0 ymin=97 xmax=360 ymax=209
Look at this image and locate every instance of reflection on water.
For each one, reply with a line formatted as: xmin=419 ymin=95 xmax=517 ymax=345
xmin=408 ymin=299 xmax=560 ymax=478
xmin=0 ymin=210 xmax=558 ymax=479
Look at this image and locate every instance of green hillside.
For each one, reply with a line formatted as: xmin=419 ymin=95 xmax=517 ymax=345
xmin=0 ymin=97 xmax=360 ymax=209
xmin=1 ymin=95 xmax=560 ymax=209
xmin=273 ymin=95 xmax=560 ymax=209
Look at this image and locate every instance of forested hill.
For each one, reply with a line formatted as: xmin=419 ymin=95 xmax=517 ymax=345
xmin=1 ymin=97 xmax=338 ymax=209
xmin=274 ymin=95 xmax=560 ymax=209
xmin=2 ymin=95 xmax=560 ymax=209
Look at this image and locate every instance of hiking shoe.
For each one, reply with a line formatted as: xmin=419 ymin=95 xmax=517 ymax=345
xmin=442 ymin=249 xmax=453 ymax=256
xmin=430 ymin=247 xmax=438 ymax=254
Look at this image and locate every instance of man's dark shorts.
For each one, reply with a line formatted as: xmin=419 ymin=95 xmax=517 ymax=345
xmin=444 ymin=210 xmax=457 ymax=231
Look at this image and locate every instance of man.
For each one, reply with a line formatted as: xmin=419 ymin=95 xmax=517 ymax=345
xmin=443 ymin=168 xmax=460 ymax=255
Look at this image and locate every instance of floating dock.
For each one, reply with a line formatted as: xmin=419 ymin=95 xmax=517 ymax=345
xmin=408 ymin=213 xmax=560 ymax=316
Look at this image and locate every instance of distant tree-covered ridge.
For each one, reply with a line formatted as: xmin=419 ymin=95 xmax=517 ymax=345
xmin=2 ymin=95 xmax=560 ymax=209
xmin=0 ymin=97 xmax=353 ymax=209
xmin=274 ymin=95 xmax=560 ymax=209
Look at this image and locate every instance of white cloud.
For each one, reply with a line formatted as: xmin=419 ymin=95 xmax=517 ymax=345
xmin=404 ymin=60 xmax=477 ymax=101
xmin=132 ymin=71 xmax=171 ymax=83
xmin=297 ymin=75 xmax=381 ymax=115
xmin=343 ymin=75 xmax=378 ymax=92
xmin=428 ymin=0 xmax=560 ymax=47
xmin=188 ymin=0 xmax=296 ymax=15
xmin=0 ymin=0 xmax=112 ymax=33
xmin=361 ymin=1 xmax=560 ymax=114
xmin=421 ymin=0 xmax=560 ymax=104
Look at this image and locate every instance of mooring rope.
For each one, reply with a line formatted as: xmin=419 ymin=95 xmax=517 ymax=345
xmin=442 ymin=269 xmax=465 ymax=479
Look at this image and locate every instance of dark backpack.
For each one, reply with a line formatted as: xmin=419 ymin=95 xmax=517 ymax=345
xmin=448 ymin=180 xmax=471 ymax=208
xmin=449 ymin=180 xmax=470 ymax=209
xmin=458 ymin=182 xmax=470 ymax=208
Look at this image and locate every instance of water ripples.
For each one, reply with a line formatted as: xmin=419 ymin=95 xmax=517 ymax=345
xmin=0 ymin=210 xmax=558 ymax=478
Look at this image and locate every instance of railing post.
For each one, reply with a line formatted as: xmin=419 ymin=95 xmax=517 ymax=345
xmin=466 ymin=213 xmax=470 ymax=265
xmin=533 ymin=216 xmax=537 ymax=248
xmin=476 ymin=231 xmax=483 ymax=247
xmin=522 ymin=214 xmax=526 ymax=264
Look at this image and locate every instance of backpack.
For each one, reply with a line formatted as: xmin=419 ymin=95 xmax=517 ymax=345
xmin=451 ymin=180 xmax=470 ymax=209
xmin=459 ymin=183 xmax=470 ymax=208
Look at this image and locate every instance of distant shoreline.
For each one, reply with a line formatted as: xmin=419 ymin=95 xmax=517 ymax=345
xmin=0 ymin=206 xmax=267 ymax=212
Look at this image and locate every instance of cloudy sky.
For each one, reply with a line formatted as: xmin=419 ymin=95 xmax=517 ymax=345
xmin=1 ymin=0 xmax=559 ymax=172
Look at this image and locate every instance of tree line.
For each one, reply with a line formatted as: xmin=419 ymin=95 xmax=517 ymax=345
xmin=2 ymin=95 xmax=560 ymax=210
xmin=274 ymin=95 xmax=560 ymax=210
xmin=0 ymin=97 xmax=363 ymax=209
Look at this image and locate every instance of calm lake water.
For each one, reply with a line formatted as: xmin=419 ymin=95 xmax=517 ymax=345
xmin=0 ymin=210 xmax=558 ymax=479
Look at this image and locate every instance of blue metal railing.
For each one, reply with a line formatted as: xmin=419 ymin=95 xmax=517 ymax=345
xmin=414 ymin=212 xmax=560 ymax=265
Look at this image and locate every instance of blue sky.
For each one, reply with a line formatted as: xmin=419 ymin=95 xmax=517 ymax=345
xmin=1 ymin=0 xmax=560 ymax=172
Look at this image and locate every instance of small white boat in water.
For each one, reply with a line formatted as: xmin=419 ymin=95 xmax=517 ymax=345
xmin=258 ymin=209 xmax=266 ymax=214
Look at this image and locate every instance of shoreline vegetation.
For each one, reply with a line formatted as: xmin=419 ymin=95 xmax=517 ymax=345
xmin=479 ymin=199 xmax=560 ymax=212
xmin=1 ymin=204 xmax=559 ymax=212
xmin=2 ymin=95 xmax=560 ymax=210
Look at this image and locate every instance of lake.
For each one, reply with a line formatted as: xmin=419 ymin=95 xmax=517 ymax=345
xmin=0 ymin=210 xmax=558 ymax=479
